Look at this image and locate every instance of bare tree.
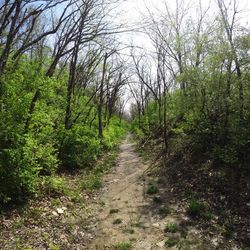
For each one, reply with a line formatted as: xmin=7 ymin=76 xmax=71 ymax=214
xmin=0 ymin=0 xmax=72 ymax=75
xmin=24 ymin=0 xmax=121 ymax=131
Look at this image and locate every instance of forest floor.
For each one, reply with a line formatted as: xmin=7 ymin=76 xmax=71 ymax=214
xmin=0 ymin=134 xmax=243 ymax=249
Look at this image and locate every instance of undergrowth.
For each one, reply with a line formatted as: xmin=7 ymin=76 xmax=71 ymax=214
xmin=0 ymin=145 xmax=120 ymax=249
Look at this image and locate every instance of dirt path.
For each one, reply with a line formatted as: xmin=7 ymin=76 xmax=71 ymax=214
xmin=90 ymin=134 xmax=210 ymax=250
xmin=91 ymin=136 xmax=179 ymax=250
xmin=90 ymin=135 xmax=149 ymax=249
xmin=91 ymin=134 xmax=159 ymax=249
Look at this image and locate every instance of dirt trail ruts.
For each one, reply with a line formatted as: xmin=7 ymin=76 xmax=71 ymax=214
xmin=91 ymin=134 xmax=160 ymax=249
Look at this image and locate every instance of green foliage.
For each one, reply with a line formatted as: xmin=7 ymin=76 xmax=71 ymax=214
xmin=131 ymin=124 xmax=144 ymax=139
xmin=213 ymin=145 xmax=238 ymax=165
xmin=164 ymin=223 xmax=178 ymax=233
xmin=0 ymin=57 xmax=128 ymax=205
xmin=41 ymin=176 xmax=68 ymax=197
xmin=114 ymin=242 xmax=132 ymax=250
xmin=0 ymin=61 xmax=63 ymax=203
xmin=165 ymin=238 xmax=179 ymax=247
xmin=146 ymin=183 xmax=159 ymax=195
xmin=103 ymin=117 xmax=127 ymax=149
xmin=82 ymin=174 xmax=103 ymax=191
xmin=131 ymin=29 xmax=250 ymax=180
xmin=141 ymin=116 xmax=150 ymax=134
xmin=0 ymin=134 xmax=58 ymax=203
xmin=187 ymin=200 xmax=205 ymax=217
xmin=61 ymin=125 xmax=101 ymax=169
xmin=49 ymin=242 xmax=60 ymax=250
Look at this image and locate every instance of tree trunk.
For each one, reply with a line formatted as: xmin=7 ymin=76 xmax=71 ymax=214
xmin=163 ymin=91 xmax=168 ymax=152
xmin=98 ymin=53 xmax=108 ymax=139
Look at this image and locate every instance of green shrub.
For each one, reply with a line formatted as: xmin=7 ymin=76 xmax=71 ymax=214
xmin=103 ymin=117 xmax=127 ymax=149
xmin=147 ymin=183 xmax=158 ymax=194
xmin=114 ymin=242 xmax=132 ymax=250
xmin=165 ymin=238 xmax=179 ymax=247
xmin=0 ymin=134 xmax=58 ymax=203
xmin=61 ymin=125 xmax=101 ymax=169
xmin=132 ymin=126 xmax=144 ymax=139
xmin=187 ymin=200 xmax=205 ymax=216
xmin=0 ymin=52 xmax=129 ymax=207
xmin=164 ymin=223 xmax=178 ymax=233
xmin=82 ymin=174 xmax=103 ymax=191
xmin=41 ymin=176 xmax=67 ymax=196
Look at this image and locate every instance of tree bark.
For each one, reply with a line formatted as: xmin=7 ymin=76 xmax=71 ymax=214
xmin=98 ymin=53 xmax=108 ymax=139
